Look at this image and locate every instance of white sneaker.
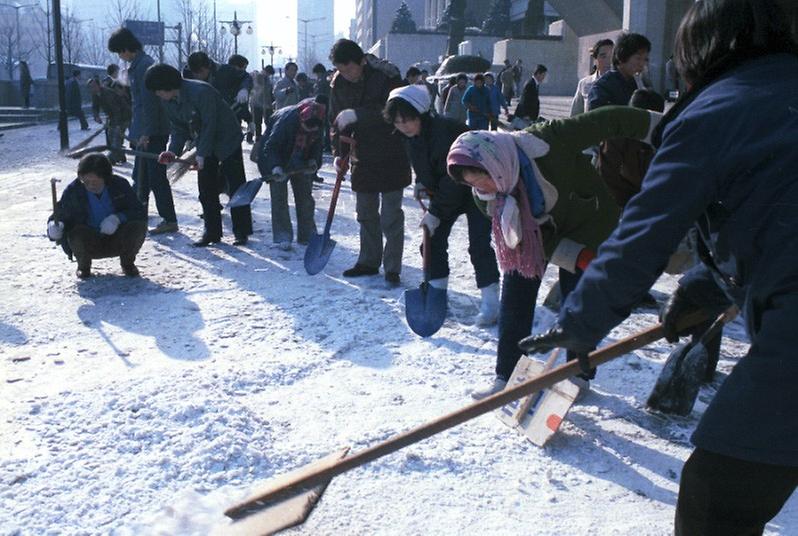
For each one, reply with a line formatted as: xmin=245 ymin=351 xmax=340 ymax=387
xmin=428 ymin=277 xmax=448 ymax=290
xmin=470 ymin=377 xmax=508 ymax=400
xmin=475 ymin=282 xmax=500 ymax=326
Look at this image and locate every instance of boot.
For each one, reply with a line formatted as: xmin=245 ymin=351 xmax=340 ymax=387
xmin=475 ymin=282 xmax=500 ymax=326
xmin=428 ymin=277 xmax=448 ymax=290
xmin=343 ymin=264 xmax=379 ymax=277
xmin=76 ymin=259 xmax=92 ymax=279
xmin=470 ymin=376 xmax=508 ymax=400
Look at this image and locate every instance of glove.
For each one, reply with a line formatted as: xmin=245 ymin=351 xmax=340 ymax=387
xmin=333 ymin=156 xmax=349 ymax=175
xmin=420 ymin=212 xmax=440 ymax=237
xmin=195 ymin=156 xmax=205 ymax=170
xmin=271 ymin=166 xmax=286 ymax=182
xmin=414 ymin=182 xmax=430 ymax=200
xmin=158 ymin=151 xmax=177 ymax=164
xmin=99 ymin=214 xmax=120 ymax=235
xmin=334 ymin=109 xmax=357 ymax=130
xmin=660 ymin=288 xmax=700 ymax=343
xmin=236 ymin=88 xmax=249 ymax=104
xmin=47 ymin=220 xmax=64 ymax=241
xmin=519 ymin=325 xmax=594 ymax=377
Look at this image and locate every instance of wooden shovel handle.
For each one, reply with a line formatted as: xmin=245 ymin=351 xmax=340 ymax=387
xmin=50 ymin=178 xmax=59 ymax=222
xmin=224 ymin=309 xmax=711 ymax=519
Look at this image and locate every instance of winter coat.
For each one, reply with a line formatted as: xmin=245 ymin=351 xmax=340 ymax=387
xmin=595 ymin=137 xmax=654 ymax=207
xmin=329 ymin=58 xmax=410 ymax=193
xmin=406 ymin=115 xmax=472 ymax=221
xmin=65 ymin=78 xmax=83 ymax=114
xmin=274 ymin=77 xmax=300 ymax=109
xmin=518 ymin=105 xmax=656 ymax=266
xmin=314 ymin=76 xmax=331 ymax=100
xmin=162 ymin=79 xmax=243 ymax=161
xmin=515 ymin=78 xmax=540 ymax=120
xmin=588 ymin=69 xmax=637 ymax=111
xmin=462 ymin=85 xmax=491 ymax=128
xmin=128 ymin=51 xmax=170 ymax=139
xmin=49 ymin=174 xmax=145 ymax=258
xmin=92 ymin=86 xmax=132 ymax=127
xmin=486 ymin=84 xmax=502 ymax=116
xmin=443 ymin=84 xmax=467 ymax=124
xmin=258 ymin=104 xmax=323 ymax=178
xmin=213 ymin=64 xmax=253 ymax=106
xmin=570 ymin=72 xmax=599 ymax=116
xmin=558 ymin=54 xmax=798 ymax=467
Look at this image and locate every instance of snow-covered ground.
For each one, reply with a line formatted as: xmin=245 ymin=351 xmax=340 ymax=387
xmin=1 ymin=122 xmax=795 ymax=535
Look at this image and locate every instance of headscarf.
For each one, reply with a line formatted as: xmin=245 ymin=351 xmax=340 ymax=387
xmin=293 ymin=98 xmax=326 ymax=156
xmin=447 ymin=130 xmax=546 ymax=279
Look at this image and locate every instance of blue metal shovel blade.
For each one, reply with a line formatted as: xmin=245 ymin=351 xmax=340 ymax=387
xmin=228 ymin=179 xmax=263 ymax=208
xmin=404 ymin=283 xmax=447 ymax=337
xmin=304 ymin=231 xmax=337 ymax=275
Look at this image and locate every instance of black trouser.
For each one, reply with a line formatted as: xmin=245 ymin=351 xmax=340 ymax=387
xmin=132 ymin=135 xmax=177 ymax=223
xmin=496 ymin=267 xmax=583 ymax=380
xmin=428 ymin=201 xmax=499 ymax=289
xmin=70 ymin=108 xmax=89 ymax=129
xmin=67 ymin=221 xmax=147 ymax=269
xmin=676 ymin=448 xmax=798 ymax=536
xmin=198 ymin=146 xmax=252 ymax=240
xmin=252 ymin=107 xmax=272 ymax=140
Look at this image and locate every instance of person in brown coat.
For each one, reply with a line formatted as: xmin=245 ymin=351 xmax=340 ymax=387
xmin=328 ymin=39 xmax=411 ymax=286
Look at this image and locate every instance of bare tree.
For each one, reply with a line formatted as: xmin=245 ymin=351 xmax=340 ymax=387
xmin=61 ymin=6 xmax=87 ymax=64
xmin=106 ymin=0 xmax=147 ymax=29
xmin=0 ymin=10 xmax=16 ymax=79
xmin=83 ymin=24 xmax=114 ymax=67
xmin=173 ymin=0 xmax=232 ymax=66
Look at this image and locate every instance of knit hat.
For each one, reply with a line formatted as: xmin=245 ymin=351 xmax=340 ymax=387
xmin=388 ymin=84 xmax=431 ymax=113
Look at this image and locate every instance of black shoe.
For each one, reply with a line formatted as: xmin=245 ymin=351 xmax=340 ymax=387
xmin=232 ymin=235 xmax=248 ymax=246
xmin=76 ymin=267 xmax=92 ymax=279
xmin=343 ymin=264 xmax=379 ymax=277
xmin=193 ymin=235 xmax=221 ymax=247
xmin=121 ymin=264 xmax=140 ymax=277
xmin=385 ymin=272 xmax=400 ymax=287
xmin=313 ymin=174 xmax=324 ymax=183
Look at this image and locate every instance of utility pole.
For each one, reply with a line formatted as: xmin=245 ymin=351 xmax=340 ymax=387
xmin=52 ymin=0 xmax=68 ymax=150
xmin=157 ymin=0 xmax=163 ymax=62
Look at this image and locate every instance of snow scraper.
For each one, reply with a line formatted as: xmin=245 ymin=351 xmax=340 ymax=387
xmin=63 ymin=125 xmax=106 ymax=156
xmin=220 ymin=312 xmax=709 ymax=534
xmin=304 ymin=137 xmax=354 ymax=275
xmin=647 ymin=306 xmax=737 ymax=415
xmin=404 ymin=198 xmax=447 ymax=337
xmin=228 ymin=166 xmax=319 ymax=209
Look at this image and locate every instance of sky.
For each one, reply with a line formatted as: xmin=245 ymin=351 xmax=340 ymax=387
xmin=258 ymin=0 xmax=355 ymax=63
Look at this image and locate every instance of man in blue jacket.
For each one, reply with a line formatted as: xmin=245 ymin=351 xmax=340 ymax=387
xmin=47 ymin=153 xmax=147 ymax=278
xmin=65 ymin=70 xmax=89 ymax=130
xmin=521 ymin=1 xmax=798 ymax=532
xmin=588 ymin=33 xmax=650 ymax=110
xmin=145 ymin=63 xmax=252 ymax=247
xmin=108 ymin=28 xmax=178 ymax=236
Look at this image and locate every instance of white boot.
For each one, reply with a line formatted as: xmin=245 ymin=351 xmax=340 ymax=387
xmin=428 ymin=277 xmax=448 ymax=290
xmin=475 ymin=282 xmax=500 ymax=326
xmin=470 ymin=376 xmax=508 ymax=400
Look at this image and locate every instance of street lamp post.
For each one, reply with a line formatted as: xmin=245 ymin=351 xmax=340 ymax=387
xmin=260 ymin=42 xmax=281 ymax=69
xmin=0 ymin=2 xmax=38 ymax=80
xmin=219 ymin=11 xmax=253 ymax=55
xmin=297 ymin=16 xmax=325 ymax=71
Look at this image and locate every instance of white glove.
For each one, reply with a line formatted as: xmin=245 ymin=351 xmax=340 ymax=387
xmin=47 ymin=220 xmax=64 ymax=241
xmin=236 ymin=88 xmax=249 ymax=103
xmin=100 ymin=214 xmax=120 ymax=235
xmin=414 ymin=182 xmax=430 ymax=200
xmin=420 ymin=212 xmax=440 ymax=237
xmin=195 ymin=156 xmax=205 ymax=170
xmin=333 ymin=156 xmax=349 ymax=174
xmin=334 ymin=109 xmax=357 ymax=129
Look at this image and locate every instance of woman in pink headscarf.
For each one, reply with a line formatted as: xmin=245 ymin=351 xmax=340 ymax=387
xmin=446 ymin=105 xmax=662 ymax=399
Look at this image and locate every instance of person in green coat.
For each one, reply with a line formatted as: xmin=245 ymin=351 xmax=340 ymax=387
xmin=446 ymin=105 xmax=661 ymax=399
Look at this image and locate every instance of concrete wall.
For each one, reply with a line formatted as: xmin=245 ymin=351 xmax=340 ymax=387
xmin=373 ymin=32 xmax=449 ymax=74
xmin=492 ymin=20 xmax=578 ymax=96
xmin=458 ymin=36 xmax=503 ymax=61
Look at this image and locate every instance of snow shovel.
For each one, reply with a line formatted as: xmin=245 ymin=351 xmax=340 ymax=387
xmin=64 ymin=143 xmax=109 ymax=159
xmin=404 ymin=198 xmax=447 ymax=337
xmin=63 ymin=125 xmax=106 ymax=155
xmin=221 ymin=311 xmax=710 ymax=532
xmin=228 ymin=166 xmax=319 ymax=209
xmin=647 ymin=306 xmax=738 ymax=416
xmin=303 ymin=137 xmax=354 ymax=275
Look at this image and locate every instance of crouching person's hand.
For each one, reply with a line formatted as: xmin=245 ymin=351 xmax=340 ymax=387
xmin=47 ymin=220 xmax=64 ymax=241
xmin=100 ymin=214 xmax=120 ymax=235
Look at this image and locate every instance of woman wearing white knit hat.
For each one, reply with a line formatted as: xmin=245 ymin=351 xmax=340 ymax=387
xmin=384 ymin=84 xmax=501 ymax=326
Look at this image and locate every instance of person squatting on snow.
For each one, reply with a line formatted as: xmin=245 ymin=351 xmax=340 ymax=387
xmin=47 ymin=153 xmax=147 ymax=279
xmin=108 ymin=28 xmax=179 ymax=236
xmin=520 ymin=1 xmax=798 ymax=533
xmin=328 ymin=39 xmax=411 ymax=287
xmin=145 ymin=63 xmax=253 ymax=247
xmin=384 ymin=84 xmax=501 ymax=325
xmin=258 ymin=98 xmax=325 ymax=250
xmin=88 ymin=77 xmax=131 ymax=165
xmin=445 ymin=105 xmax=662 ymax=400
xmin=461 ymin=73 xmax=492 ymax=131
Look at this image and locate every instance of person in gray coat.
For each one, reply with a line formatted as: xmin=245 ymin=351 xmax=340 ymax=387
xmin=274 ymin=61 xmax=300 ymax=109
xmin=145 ymin=64 xmax=252 ymax=247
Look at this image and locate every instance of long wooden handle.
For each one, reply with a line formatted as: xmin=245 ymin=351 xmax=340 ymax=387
xmin=50 ymin=178 xmax=59 ymax=223
xmin=225 ymin=310 xmax=710 ymax=519
xmin=123 ymin=149 xmax=193 ymax=165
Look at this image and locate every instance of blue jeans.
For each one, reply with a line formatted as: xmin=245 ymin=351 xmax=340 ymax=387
xmin=132 ymin=135 xmax=177 ymax=223
xmin=428 ymin=200 xmax=499 ymax=289
xmin=269 ymin=173 xmax=317 ymax=244
xmin=496 ymin=267 xmax=583 ymax=380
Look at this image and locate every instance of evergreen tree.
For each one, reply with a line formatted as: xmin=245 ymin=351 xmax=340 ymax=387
xmin=391 ymin=2 xmax=417 ymax=33
xmin=482 ymin=0 xmax=511 ymax=36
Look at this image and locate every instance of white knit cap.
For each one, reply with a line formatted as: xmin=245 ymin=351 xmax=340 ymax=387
xmin=388 ymin=84 xmax=431 ymax=113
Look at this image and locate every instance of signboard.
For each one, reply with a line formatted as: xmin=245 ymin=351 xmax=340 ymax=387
xmin=124 ymin=20 xmax=165 ymax=46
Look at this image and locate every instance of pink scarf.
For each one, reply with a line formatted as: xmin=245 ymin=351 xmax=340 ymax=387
xmin=447 ymin=131 xmax=546 ymax=279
